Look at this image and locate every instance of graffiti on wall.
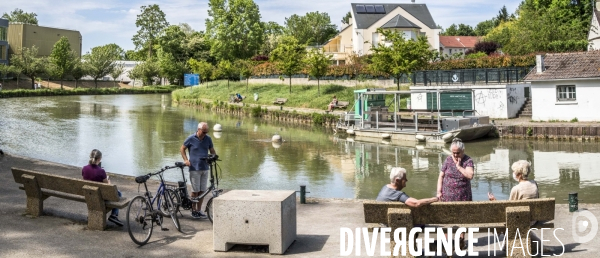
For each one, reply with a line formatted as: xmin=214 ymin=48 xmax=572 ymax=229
xmin=507 ymin=87 xmax=519 ymax=104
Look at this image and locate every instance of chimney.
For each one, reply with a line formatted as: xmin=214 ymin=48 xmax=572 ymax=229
xmin=536 ymin=55 xmax=544 ymax=74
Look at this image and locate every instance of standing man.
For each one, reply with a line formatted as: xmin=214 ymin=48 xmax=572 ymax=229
xmin=180 ymin=122 xmax=216 ymax=219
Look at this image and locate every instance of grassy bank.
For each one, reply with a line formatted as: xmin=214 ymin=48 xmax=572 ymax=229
xmin=0 ymin=86 xmax=182 ymax=98
xmin=172 ymin=81 xmax=409 ymax=110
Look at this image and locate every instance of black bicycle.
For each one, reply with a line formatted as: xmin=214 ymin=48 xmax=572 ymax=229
xmin=173 ymin=154 xmax=223 ymax=223
xmin=126 ymin=163 xmax=182 ymax=246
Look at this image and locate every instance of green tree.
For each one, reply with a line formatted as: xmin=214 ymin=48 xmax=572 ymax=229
xmin=442 ymin=23 xmax=475 ymax=36
xmin=178 ymin=23 xmax=195 ymax=36
xmin=49 ymin=37 xmax=76 ymax=90
xmin=71 ymin=59 xmax=88 ymax=88
xmin=83 ymin=44 xmax=123 ymax=88
xmin=370 ymin=29 xmax=434 ymax=90
xmin=235 ymin=59 xmax=253 ymax=92
xmin=110 ymin=63 xmax=124 ymax=87
xmin=185 ymin=32 xmax=214 ymax=63
xmin=205 ymin=0 xmax=264 ymax=61
xmin=305 ymin=48 xmax=331 ymax=96
xmin=216 ymin=60 xmax=235 ymax=89
xmin=270 ymin=36 xmax=306 ymax=93
xmin=188 ymin=58 xmax=214 ymax=85
xmin=474 ymin=19 xmax=496 ymax=36
xmin=158 ymin=49 xmax=186 ymax=85
xmin=132 ymin=4 xmax=169 ymax=59
xmin=130 ymin=60 xmax=160 ymax=85
xmin=11 ymin=46 xmax=46 ymax=89
xmin=2 ymin=8 xmax=38 ymax=25
xmin=157 ymin=25 xmax=187 ymax=61
xmin=285 ymin=12 xmax=338 ymax=45
xmin=0 ymin=64 xmax=14 ymax=86
xmin=341 ymin=11 xmax=352 ymax=24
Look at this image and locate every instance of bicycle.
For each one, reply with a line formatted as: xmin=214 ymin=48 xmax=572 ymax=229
xmin=126 ymin=163 xmax=182 ymax=246
xmin=173 ymin=154 xmax=223 ymax=223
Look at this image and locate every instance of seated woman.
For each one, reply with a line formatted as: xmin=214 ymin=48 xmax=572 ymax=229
xmin=327 ymin=95 xmax=338 ymax=111
xmin=82 ymin=149 xmax=123 ymax=227
xmin=488 ymin=160 xmax=538 ymax=201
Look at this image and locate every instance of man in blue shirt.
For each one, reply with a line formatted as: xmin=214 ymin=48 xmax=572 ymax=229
xmin=376 ymin=167 xmax=438 ymax=207
xmin=180 ymin=122 xmax=217 ymax=219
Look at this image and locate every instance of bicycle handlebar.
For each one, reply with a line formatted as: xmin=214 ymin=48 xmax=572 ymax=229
xmin=200 ymin=154 xmax=220 ymax=163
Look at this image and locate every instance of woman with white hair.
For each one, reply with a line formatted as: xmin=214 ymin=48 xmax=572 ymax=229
xmin=376 ymin=167 xmax=438 ymax=207
xmin=488 ymin=160 xmax=538 ymax=201
xmin=437 ymin=138 xmax=475 ymax=202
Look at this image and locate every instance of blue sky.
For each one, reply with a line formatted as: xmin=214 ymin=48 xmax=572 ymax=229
xmin=3 ymin=0 xmax=522 ymax=53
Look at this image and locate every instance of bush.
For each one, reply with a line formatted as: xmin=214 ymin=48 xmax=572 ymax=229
xmin=473 ymin=41 xmax=500 ymax=55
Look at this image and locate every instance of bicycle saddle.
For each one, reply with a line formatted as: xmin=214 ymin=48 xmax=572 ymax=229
xmin=135 ymin=175 xmax=150 ymax=184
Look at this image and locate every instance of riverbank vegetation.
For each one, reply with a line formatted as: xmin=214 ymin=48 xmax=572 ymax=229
xmin=0 ymin=86 xmax=181 ymax=98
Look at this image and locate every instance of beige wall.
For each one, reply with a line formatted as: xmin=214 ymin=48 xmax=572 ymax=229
xmin=8 ymin=24 xmax=82 ymax=58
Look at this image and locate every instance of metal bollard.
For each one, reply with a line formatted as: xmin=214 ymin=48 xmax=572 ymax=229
xmin=280 ymin=106 xmax=283 ymax=111
xmin=569 ymin=192 xmax=578 ymax=212
xmin=298 ymin=185 xmax=310 ymax=204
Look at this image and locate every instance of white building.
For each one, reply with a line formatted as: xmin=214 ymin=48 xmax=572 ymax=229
xmin=322 ymin=2 xmax=441 ymax=65
xmin=82 ymin=60 xmax=142 ymax=86
xmin=439 ymin=36 xmax=479 ymax=56
xmin=524 ymin=52 xmax=600 ymax=121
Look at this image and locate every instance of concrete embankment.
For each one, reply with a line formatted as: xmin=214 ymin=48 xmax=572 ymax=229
xmin=1 ymin=153 xmax=599 ymax=257
xmin=494 ymin=117 xmax=600 ymax=141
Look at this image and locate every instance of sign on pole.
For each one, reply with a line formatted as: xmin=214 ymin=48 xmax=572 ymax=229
xmin=184 ymin=74 xmax=200 ymax=86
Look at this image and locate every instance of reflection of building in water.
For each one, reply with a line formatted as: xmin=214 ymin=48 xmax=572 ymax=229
xmin=534 ymin=152 xmax=600 ymax=186
xmin=474 ymin=149 xmax=511 ymax=179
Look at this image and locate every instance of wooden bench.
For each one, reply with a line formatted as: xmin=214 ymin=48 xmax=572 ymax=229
xmin=12 ymin=167 xmax=130 ymax=230
xmin=332 ymin=101 xmax=350 ymax=109
xmin=273 ymin=98 xmax=288 ymax=105
xmin=363 ymin=198 xmax=555 ymax=257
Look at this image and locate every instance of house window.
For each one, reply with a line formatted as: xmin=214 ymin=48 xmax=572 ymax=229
xmin=449 ymin=49 xmax=452 ymax=54
xmin=556 ymin=85 xmax=576 ymax=101
xmin=372 ymin=32 xmax=379 ymax=46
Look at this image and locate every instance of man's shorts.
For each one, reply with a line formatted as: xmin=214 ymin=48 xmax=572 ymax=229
xmin=189 ymin=170 xmax=209 ymax=193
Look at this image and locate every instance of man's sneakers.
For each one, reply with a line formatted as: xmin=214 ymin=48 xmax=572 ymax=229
xmin=191 ymin=211 xmax=208 ymax=219
xmin=108 ymin=215 xmax=123 ymax=227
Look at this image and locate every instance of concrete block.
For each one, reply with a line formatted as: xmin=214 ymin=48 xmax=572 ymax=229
xmin=213 ymin=190 xmax=296 ymax=254
xmin=506 ymin=206 xmax=531 ymax=258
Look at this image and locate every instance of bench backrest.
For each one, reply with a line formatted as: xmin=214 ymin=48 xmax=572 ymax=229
xmin=337 ymin=101 xmax=349 ymax=106
xmin=364 ymin=198 xmax=555 ymax=224
xmin=12 ymin=168 xmax=120 ymax=201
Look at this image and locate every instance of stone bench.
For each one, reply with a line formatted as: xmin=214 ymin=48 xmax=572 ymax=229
xmin=11 ymin=167 xmax=130 ymax=230
xmin=333 ymin=101 xmax=350 ymax=109
xmin=213 ymin=190 xmax=296 ymax=254
xmin=363 ymin=198 xmax=555 ymax=258
xmin=273 ymin=98 xmax=288 ymax=105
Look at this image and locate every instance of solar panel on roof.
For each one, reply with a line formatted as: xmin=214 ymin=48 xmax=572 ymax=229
xmin=365 ymin=5 xmax=375 ymax=13
xmin=374 ymin=5 xmax=385 ymax=13
xmin=356 ymin=5 xmax=366 ymax=13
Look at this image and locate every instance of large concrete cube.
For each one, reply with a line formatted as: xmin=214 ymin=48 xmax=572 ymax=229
xmin=213 ymin=190 xmax=296 ymax=254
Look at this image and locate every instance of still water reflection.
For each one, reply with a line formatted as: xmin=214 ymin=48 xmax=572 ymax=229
xmin=1 ymin=94 xmax=599 ymax=203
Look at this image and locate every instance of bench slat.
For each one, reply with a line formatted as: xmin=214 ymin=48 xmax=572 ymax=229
xmin=12 ymin=168 xmax=120 ymax=201
xmin=363 ymin=198 xmax=555 ymax=224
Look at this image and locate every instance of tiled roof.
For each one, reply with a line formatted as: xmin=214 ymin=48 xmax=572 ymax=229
xmin=380 ymin=14 xmax=421 ymax=29
xmin=352 ymin=3 xmax=437 ymax=30
xmin=439 ymin=36 xmax=479 ymax=48
xmin=524 ymin=51 xmax=600 ymax=81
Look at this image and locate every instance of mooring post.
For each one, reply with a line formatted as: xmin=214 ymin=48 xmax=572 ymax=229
xmin=569 ymin=192 xmax=578 ymax=212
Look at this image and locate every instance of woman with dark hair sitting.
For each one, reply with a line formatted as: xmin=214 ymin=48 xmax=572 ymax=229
xmin=82 ymin=149 xmax=123 ymax=227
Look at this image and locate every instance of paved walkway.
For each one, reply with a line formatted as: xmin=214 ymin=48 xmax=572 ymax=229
xmin=2 ymin=153 xmax=600 ymax=257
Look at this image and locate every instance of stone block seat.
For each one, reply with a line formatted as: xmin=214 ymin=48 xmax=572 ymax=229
xmin=332 ymin=101 xmax=350 ymax=109
xmin=273 ymin=98 xmax=288 ymax=105
xmin=11 ymin=167 xmax=130 ymax=230
xmin=363 ymin=198 xmax=555 ymax=258
xmin=213 ymin=190 xmax=296 ymax=254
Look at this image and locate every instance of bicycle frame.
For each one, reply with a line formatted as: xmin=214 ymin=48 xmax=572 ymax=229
xmin=175 ymin=157 xmax=221 ymax=210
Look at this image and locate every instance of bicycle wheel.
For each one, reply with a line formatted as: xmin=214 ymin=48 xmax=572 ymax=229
xmin=126 ymin=196 xmax=153 ymax=246
xmin=165 ymin=190 xmax=181 ymax=231
xmin=158 ymin=189 xmax=180 ymax=217
xmin=206 ymin=197 xmax=214 ymax=223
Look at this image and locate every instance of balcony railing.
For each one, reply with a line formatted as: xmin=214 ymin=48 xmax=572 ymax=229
xmin=412 ymin=67 xmax=533 ymax=86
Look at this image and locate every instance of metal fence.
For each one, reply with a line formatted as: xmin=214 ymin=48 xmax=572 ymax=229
xmin=412 ymin=67 xmax=533 ymax=86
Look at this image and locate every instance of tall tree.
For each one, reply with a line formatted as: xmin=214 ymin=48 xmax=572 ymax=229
xmin=474 ymin=19 xmax=496 ymax=36
xmin=129 ymin=60 xmax=160 ymax=85
xmin=442 ymin=23 xmax=475 ymax=36
xmin=157 ymin=49 xmax=186 ymax=85
xmin=188 ymin=58 xmax=214 ymax=85
xmin=216 ymin=60 xmax=234 ymax=89
xmin=10 ymin=46 xmax=46 ymax=89
xmin=285 ymin=12 xmax=338 ymax=45
xmin=83 ymin=44 xmax=123 ymax=88
xmin=205 ymin=0 xmax=264 ymax=61
xmin=235 ymin=59 xmax=253 ymax=92
xmin=132 ymin=4 xmax=169 ymax=59
xmin=178 ymin=23 xmax=196 ymax=36
xmin=2 ymin=8 xmax=38 ymax=25
xmin=341 ymin=11 xmax=352 ymax=25
xmin=370 ymin=29 xmax=434 ymax=90
xmin=270 ymin=36 xmax=306 ymax=93
xmin=49 ymin=37 xmax=76 ymax=90
xmin=305 ymin=49 xmax=331 ymax=96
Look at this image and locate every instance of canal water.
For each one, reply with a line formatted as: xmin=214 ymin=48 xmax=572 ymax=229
xmin=1 ymin=94 xmax=598 ymax=203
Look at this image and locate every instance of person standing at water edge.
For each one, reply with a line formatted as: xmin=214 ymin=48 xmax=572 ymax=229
xmin=437 ymin=138 xmax=474 ymax=202
xmin=82 ymin=149 xmax=123 ymax=227
xmin=180 ymin=122 xmax=216 ymax=219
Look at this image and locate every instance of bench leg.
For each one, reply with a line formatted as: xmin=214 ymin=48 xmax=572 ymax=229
xmin=21 ymin=174 xmax=43 ymax=217
xmin=83 ymin=185 xmax=107 ymax=231
xmin=506 ymin=206 xmax=531 ymax=258
xmin=388 ymin=208 xmax=415 ymax=258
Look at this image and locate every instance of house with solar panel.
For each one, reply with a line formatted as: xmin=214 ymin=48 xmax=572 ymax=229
xmin=322 ymin=2 xmax=441 ymax=65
